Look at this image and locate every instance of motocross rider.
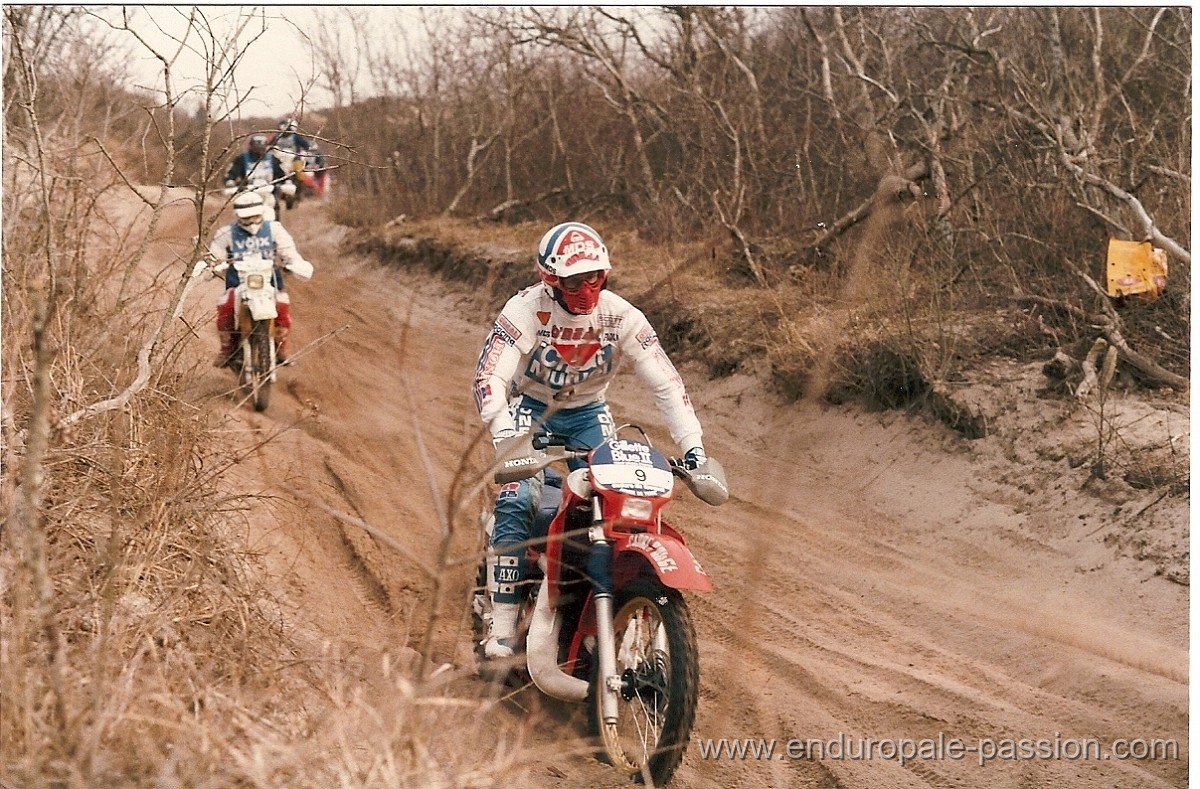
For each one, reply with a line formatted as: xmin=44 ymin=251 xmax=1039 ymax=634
xmin=472 ymin=221 xmax=716 ymax=660
xmin=272 ymin=117 xmax=313 ymax=154
xmin=206 ymin=191 xmax=314 ymax=367
xmin=224 ymin=133 xmax=286 ymax=191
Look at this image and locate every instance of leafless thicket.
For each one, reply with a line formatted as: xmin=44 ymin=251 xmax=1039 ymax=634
xmin=319 ymin=7 xmax=1188 ymax=387
xmin=1 ymin=9 xmax=512 ymax=787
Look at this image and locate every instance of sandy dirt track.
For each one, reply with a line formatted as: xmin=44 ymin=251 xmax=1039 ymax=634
xmin=180 ymin=199 xmax=1187 ymax=788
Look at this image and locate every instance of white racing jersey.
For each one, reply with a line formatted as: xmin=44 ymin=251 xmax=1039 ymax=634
xmin=474 ymin=284 xmax=703 ymax=451
xmin=207 ymin=221 xmax=307 ymax=271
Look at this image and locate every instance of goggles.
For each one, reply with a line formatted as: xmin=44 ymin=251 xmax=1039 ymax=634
xmin=560 ymin=271 xmax=603 ymax=292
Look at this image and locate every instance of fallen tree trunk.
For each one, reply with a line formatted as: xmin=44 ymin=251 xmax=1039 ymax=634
xmin=476 ymin=187 xmax=567 ymax=223
xmin=1014 ymin=286 xmax=1188 ymax=393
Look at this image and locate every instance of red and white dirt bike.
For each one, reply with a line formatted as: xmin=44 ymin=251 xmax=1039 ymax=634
xmin=473 ymin=427 xmax=728 ymax=785
xmin=193 ymin=254 xmax=311 ymax=412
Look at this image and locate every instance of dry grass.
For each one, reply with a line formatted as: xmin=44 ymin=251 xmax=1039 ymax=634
xmin=0 ymin=126 xmax=538 ymax=789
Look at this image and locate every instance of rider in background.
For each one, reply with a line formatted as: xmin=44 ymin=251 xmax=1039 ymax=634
xmin=224 ymin=133 xmax=285 ymax=191
xmin=272 ymin=118 xmax=312 ymax=154
xmin=472 ymin=220 xmax=717 ymax=659
xmin=205 ymin=191 xmax=314 ymax=368
xmin=309 ymin=143 xmax=332 ymax=200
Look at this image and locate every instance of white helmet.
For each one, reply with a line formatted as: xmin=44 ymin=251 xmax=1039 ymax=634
xmin=233 ymin=191 xmax=265 ymax=229
xmin=536 ymin=222 xmax=611 ymax=314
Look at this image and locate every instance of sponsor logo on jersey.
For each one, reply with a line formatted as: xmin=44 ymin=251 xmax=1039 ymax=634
xmin=523 ymin=341 xmax=614 ymax=391
xmin=230 ymin=224 xmax=277 ymax=259
xmin=536 ymin=311 xmax=551 ymax=325
xmin=496 ymin=315 xmax=521 ymax=341
xmin=635 ymin=326 xmax=658 ymax=350
xmin=544 ymin=324 xmax=603 ymax=366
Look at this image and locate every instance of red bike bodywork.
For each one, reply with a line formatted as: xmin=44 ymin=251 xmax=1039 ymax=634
xmin=536 ymin=441 xmax=712 ymax=679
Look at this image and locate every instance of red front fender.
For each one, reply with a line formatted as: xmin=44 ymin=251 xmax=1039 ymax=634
xmin=612 ymin=531 xmax=713 ymax=593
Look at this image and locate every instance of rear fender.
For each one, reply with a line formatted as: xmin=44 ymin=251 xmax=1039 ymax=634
xmin=613 ymin=531 xmax=712 ymax=593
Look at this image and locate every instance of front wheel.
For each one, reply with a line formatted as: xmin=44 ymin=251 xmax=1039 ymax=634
xmin=589 ymin=578 xmax=700 ymax=786
xmin=246 ymin=320 xmax=274 ymax=412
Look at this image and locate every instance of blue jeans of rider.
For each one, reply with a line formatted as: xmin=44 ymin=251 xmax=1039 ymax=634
xmin=491 ymin=397 xmax=615 ymax=605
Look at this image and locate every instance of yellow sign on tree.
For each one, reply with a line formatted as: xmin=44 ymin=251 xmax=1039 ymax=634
xmin=1105 ymin=238 xmax=1168 ymax=302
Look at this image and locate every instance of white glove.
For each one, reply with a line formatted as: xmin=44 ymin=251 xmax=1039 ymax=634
xmin=492 ymin=428 xmax=518 ymax=448
xmin=190 ymin=260 xmax=208 ymax=279
xmin=285 ymin=259 xmax=314 ymax=281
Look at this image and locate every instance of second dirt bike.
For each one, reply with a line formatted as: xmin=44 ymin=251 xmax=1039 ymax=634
xmin=473 ymin=427 xmax=728 ymax=785
xmin=228 ymin=254 xmax=283 ymax=412
xmin=195 ymin=253 xmax=311 ymax=412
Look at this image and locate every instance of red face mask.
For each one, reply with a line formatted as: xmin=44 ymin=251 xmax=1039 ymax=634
xmin=551 ymin=271 xmax=607 ymax=314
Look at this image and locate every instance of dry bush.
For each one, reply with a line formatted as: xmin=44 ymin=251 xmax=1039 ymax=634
xmin=3 ymin=10 xmax=540 ymax=787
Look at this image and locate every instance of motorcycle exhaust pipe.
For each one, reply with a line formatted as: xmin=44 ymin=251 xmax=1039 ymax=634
xmin=526 ymin=578 xmax=589 ymax=702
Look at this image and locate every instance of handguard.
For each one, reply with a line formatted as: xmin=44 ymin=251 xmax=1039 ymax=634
xmin=677 ymin=457 xmax=729 ymax=506
xmin=493 ymin=432 xmax=546 ymax=484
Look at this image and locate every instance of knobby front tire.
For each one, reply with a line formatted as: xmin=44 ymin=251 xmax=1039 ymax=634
xmin=589 ymin=578 xmax=700 ymax=786
xmin=249 ymin=320 xmax=273 ymax=412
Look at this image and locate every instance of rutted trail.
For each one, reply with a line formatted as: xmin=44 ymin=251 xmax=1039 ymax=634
xmin=184 ymin=200 xmax=1186 ymax=788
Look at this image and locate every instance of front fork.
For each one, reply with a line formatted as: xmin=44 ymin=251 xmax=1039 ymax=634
xmin=587 ymin=496 xmax=620 ymax=725
xmin=237 ymin=309 xmax=278 ymax=378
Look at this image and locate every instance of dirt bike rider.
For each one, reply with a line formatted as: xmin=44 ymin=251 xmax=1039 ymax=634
xmin=206 ymin=191 xmax=313 ymax=368
xmin=472 ymin=221 xmax=717 ymax=660
xmin=271 ymin=117 xmax=313 ymax=154
xmin=224 ymin=133 xmax=286 ymax=199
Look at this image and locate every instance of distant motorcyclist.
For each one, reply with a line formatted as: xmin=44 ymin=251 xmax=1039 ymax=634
xmin=271 ymin=117 xmax=313 ymax=154
xmin=224 ymin=133 xmax=286 ymax=190
xmin=472 ymin=221 xmax=718 ymax=660
xmin=309 ymin=142 xmax=332 ymax=200
xmin=206 ymin=191 xmax=313 ymax=367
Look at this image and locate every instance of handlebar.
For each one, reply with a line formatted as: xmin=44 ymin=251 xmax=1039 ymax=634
xmin=530 ymin=434 xmax=593 ymax=453
xmin=495 ymin=429 xmax=729 ymax=506
xmin=494 ymin=432 xmax=588 ymax=485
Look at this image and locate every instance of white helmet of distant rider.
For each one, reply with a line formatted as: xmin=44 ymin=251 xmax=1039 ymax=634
xmin=233 ymin=191 xmax=266 ymax=233
xmin=536 ymin=222 xmax=611 ymax=315
xmin=248 ymin=133 xmax=269 ymax=155
xmin=278 ymin=117 xmax=297 ymax=132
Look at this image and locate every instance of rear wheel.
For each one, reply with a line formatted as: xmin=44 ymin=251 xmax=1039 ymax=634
xmin=589 ymin=578 xmax=700 ymax=786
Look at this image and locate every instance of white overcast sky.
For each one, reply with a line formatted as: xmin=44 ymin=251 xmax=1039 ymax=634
xmin=102 ymin=5 xmax=435 ymax=119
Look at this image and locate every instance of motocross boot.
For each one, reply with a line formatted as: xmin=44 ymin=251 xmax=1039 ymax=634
xmin=274 ymin=327 xmax=290 ymax=365
xmin=483 ymin=600 xmax=519 ymax=659
xmin=213 ymin=290 xmax=238 ymax=368
xmin=212 ymin=332 xmax=238 ymax=368
xmin=275 ymin=295 xmax=292 ymax=364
